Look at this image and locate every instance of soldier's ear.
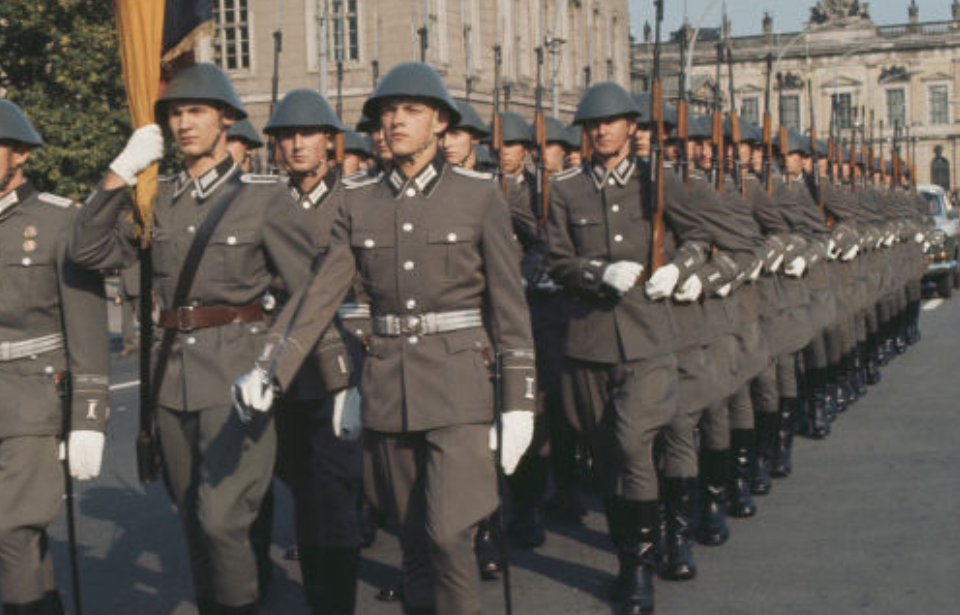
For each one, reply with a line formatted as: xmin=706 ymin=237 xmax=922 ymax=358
xmin=10 ymin=144 xmax=31 ymax=169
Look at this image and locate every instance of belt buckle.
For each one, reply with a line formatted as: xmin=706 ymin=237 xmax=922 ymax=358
xmin=177 ymin=306 xmax=195 ymax=333
xmin=400 ymin=315 xmax=422 ymax=336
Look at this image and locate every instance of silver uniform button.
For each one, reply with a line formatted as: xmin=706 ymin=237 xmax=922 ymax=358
xmin=447 ymin=232 xmax=457 ymax=242
xmin=190 ymin=190 xmax=198 ymax=198
xmin=302 ymin=202 xmax=311 ymax=209
xmin=408 ymin=336 xmax=419 ymax=345
xmin=186 ymin=336 xmax=197 ymax=345
xmin=405 ymin=187 xmax=416 ymax=197
xmin=44 ymin=366 xmax=55 ymax=375
xmin=612 ymin=204 xmax=620 ymax=213
xmin=608 ymin=178 xmax=616 ymax=186
xmin=187 ymin=225 xmax=196 ymax=234
xmin=21 ymin=257 xmax=31 ymax=266
xmin=614 ymin=234 xmax=623 ymax=243
xmin=227 ymin=236 xmax=237 ymax=245
xmin=403 ymin=222 xmax=414 ymax=232
xmin=406 ymin=299 xmax=417 ymax=310
xmin=403 ymin=261 xmax=415 ymax=271
xmin=364 ymin=238 xmax=375 ymax=248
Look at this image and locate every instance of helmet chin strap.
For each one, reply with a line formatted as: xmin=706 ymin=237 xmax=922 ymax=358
xmin=0 ymin=163 xmax=19 ymax=195
xmin=454 ymin=144 xmax=474 ymax=168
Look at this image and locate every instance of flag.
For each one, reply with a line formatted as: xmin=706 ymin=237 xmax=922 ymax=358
xmin=113 ymin=0 xmax=213 ymax=237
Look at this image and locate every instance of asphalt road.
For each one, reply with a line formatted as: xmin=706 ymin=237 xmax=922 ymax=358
xmin=21 ymin=294 xmax=960 ymax=614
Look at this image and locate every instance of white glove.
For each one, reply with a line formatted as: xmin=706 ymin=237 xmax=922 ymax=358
xmin=715 ymin=283 xmax=732 ymax=298
xmin=923 ymin=241 xmax=931 ymax=252
xmin=673 ymin=274 xmax=703 ymax=303
xmin=488 ymin=410 xmax=534 ymax=476
xmin=841 ymin=244 xmax=859 ymax=261
xmin=748 ymin=259 xmax=763 ymax=281
xmin=883 ymin=233 xmax=896 ymax=248
xmin=827 ymin=239 xmax=840 ymax=260
xmin=60 ymin=431 xmax=105 ymax=481
xmin=644 ymin=264 xmax=681 ymax=300
xmin=109 ymin=124 xmax=164 ymax=186
xmin=332 ymin=387 xmax=362 ymax=441
xmin=602 ymin=261 xmax=644 ymax=294
xmin=784 ymin=256 xmax=807 ymax=278
xmin=232 ymin=366 xmax=275 ymax=423
xmin=768 ymin=253 xmax=785 ymax=274
xmin=913 ymin=232 xmax=925 ymax=244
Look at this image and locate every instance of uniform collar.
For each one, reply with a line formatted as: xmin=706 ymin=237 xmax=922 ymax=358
xmin=0 ymin=181 xmax=35 ymax=218
xmin=173 ymin=156 xmax=239 ymax=201
xmin=589 ymin=154 xmax=636 ymax=190
xmin=386 ymin=154 xmax=446 ymax=199
xmin=290 ymin=168 xmax=339 ymax=210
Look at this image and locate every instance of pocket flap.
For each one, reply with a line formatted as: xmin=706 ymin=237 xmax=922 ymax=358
xmin=427 ymin=227 xmax=474 ymax=244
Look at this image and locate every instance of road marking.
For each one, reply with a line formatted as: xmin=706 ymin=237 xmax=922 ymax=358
xmin=109 ymin=380 xmax=140 ymax=392
xmin=923 ymin=299 xmax=945 ymax=311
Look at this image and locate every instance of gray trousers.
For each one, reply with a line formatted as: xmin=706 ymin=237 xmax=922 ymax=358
xmin=365 ymin=425 xmax=497 ymax=615
xmin=158 ymin=405 xmax=276 ymax=607
xmin=120 ymin=295 xmax=140 ymax=349
xmin=563 ymin=355 xmax=678 ymax=501
xmin=0 ymin=436 xmax=61 ymax=605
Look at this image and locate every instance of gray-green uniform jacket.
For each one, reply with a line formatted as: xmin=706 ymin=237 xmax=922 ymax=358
xmin=69 ymin=157 xmax=348 ymax=411
xmin=0 ymin=182 xmax=109 ymax=439
xmin=258 ymin=155 xmax=536 ymax=433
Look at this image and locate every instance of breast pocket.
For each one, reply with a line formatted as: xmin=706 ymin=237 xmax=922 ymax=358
xmin=209 ymin=229 xmax=259 ymax=282
xmin=351 ymin=231 xmax=395 ymax=287
xmin=4 ymin=251 xmax=58 ymax=308
xmin=569 ymin=214 xmax=605 ymax=254
xmin=427 ymin=227 xmax=475 ymax=282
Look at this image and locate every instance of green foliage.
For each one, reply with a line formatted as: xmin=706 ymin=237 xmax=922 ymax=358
xmin=0 ymin=0 xmax=130 ymax=199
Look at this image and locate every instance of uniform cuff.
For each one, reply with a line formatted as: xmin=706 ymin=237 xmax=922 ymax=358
xmin=500 ymin=349 xmax=536 ymax=413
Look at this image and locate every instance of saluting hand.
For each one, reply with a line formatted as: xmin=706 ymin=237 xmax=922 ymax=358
xmin=109 ymin=124 xmax=164 ymax=187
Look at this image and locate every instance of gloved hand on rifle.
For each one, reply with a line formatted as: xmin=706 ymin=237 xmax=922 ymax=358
xmin=489 ymin=410 xmax=534 ymax=475
xmin=60 ymin=431 xmax=105 ymax=481
xmin=232 ymin=365 xmax=276 ymax=422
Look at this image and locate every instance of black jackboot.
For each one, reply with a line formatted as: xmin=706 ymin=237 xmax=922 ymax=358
xmin=696 ymin=449 xmax=730 ymax=545
xmin=300 ymin=545 xmax=360 ymax=615
xmin=359 ymin=496 xmax=379 ymax=548
xmin=751 ymin=413 xmax=776 ymax=495
xmin=802 ymin=368 xmax=831 ymax=439
xmin=865 ymin=338 xmax=882 ymax=385
xmin=213 ymin=603 xmax=259 ymax=614
xmin=839 ymin=353 xmax=858 ymax=408
xmin=42 ymin=592 xmax=64 ymax=615
xmin=606 ymin=498 xmax=657 ymax=615
xmin=474 ymin=513 xmax=502 ymax=580
xmin=852 ymin=346 xmax=869 ymax=397
xmin=661 ymin=478 xmax=698 ymax=581
xmin=772 ymin=398 xmax=797 ymax=477
xmin=728 ymin=430 xmax=758 ymax=518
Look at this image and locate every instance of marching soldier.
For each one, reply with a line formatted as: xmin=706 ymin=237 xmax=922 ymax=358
xmin=441 ymin=99 xmax=489 ymax=170
xmin=234 ymin=62 xmax=536 ymax=615
xmin=68 ymin=64 xmax=340 ymax=614
xmin=226 ymin=119 xmax=264 ymax=173
xmin=261 ymin=89 xmax=366 ymax=614
xmin=0 ymin=99 xmax=110 ymax=614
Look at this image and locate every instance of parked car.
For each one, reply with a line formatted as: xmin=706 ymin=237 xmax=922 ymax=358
xmin=917 ymin=183 xmax=960 ymax=298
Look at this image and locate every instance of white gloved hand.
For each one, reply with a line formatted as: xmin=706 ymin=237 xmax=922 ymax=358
xmin=715 ymin=283 xmax=732 ymax=298
xmin=768 ymin=253 xmax=785 ymax=274
xmin=332 ymin=387 xmax=363 ymax=441
xmin=61 ymin=431 xmax=105 ymax=481
xmin=841 ymin=244 xmax=859 ymax=261
xmin=883 ymin=233 xmax=896 ymax=248
xmin=673 ymin=274 xmax=703 ymax=303
xmin=923 ymin=241 xmax=931 ymax=252
xmin=232 ymin=366 xmax=275 ymax=423
xmin=784 ymin=256 xmax=807 ymax=278
xmin=827 ymin=239 xmax=840 ymax=260
xmin=748 ymin=259 xmax=763 ymax=281
xmin=644 ymin=264 xmax=681 ymax=300
xmin=109 ymin=124 xmax=164 ymax=186
xmin=602 ymin=261 xmax=644 ymax=294
xmin=488 ymin=411 xmax=534 ymax=476
xmin=913 ymin=232 xmax=925 ymax=244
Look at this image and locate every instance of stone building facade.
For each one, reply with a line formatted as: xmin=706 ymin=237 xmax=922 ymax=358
xmin=199 ymin=0 xmax=630 ymax=133
xmin=631 ymin=0 xmax=960 ymax=189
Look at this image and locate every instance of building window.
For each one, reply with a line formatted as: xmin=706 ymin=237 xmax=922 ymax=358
xmin=830 ymin=92 xmax=853 ymax=129
xmin=886 ymin=88 xmax=906 ymax=128
xmin=331 ymin=0 xmax=359 ymax=62
xmin=424 ymin=0 xmax=448 ymax=65
xmin=781 ymin=95 xmax=800 ymax=132
xmin=930 ymin=84 xmax=950 ymax=125
xmin=741 ymin=97 xmax=759 ymax=124
xmin=214 ymin=0 xmax=251 ymax=71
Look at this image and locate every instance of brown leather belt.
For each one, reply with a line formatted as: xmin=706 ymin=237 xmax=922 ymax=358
xmin=158 ymin=303 xmax=264 ymax=333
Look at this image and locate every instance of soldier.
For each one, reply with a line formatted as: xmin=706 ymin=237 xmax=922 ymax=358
xmin=68 ymin=64 xmax=340 ymax=614
xmin=0 ymin=99 xmax=110 ymax=614
xmin=233 ymin=62 xmax=536 ymax=615
xmin=441 ymin=99 xmax=489 ymax=170
xmin=340 ymin=130 xmax=373 ymax=176
xmin=227 ymin=119 xmax=264 ymax=173
xmin=546 ymin=83 xmax=707 ymax=615
xmin=261 ymin=89 xmax=366 ymax=614
xmin=563 ymin=125 xmax=583 ymax=168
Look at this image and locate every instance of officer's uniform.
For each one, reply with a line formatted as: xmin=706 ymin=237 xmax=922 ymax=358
xmin=68 ymin=64 xmax=346 ymax=611
xmin=254 ymin=64 xmax=535 ymax=615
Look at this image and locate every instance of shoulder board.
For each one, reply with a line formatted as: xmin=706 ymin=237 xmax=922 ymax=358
xmin=552 ymin=166 xmax=582 ymax=183
xmin=37 ymin=192 xmax=74 ymax=209
xmin=451 ymin=166 xmax=495 ymax=181
xmin=343 ymin=173 xmax=380 ymax=191
xmin=240 ymin=173 xmax=281 ymax=184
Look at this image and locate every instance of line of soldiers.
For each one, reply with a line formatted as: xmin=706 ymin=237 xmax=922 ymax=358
xmin=0 ymin=53 xmax=932 ymax=615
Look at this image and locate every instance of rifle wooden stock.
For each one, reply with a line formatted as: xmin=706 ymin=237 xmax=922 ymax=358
xmin=678 ymin=99 xmax=689 ymax=186
xmin=535 ymin=110 xmax=548 ymax=226
xmin=730 ymin=109 xmax=744 ymax=196
xmin=580 ymin=126 xmax=592 ymax=161
xmin=713 ymin=108 xmax=724 ymax=195
xmin=763 ymin=111 xmax=773 ymax=195
xmin=650 ymin=79 xmax=666 ymax=272
xmin=334 ymin=132 xmax=345 ymax=166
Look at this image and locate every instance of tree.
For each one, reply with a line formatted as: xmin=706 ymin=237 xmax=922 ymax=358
xmin=0 ymin=0 xmax=130 ymax=199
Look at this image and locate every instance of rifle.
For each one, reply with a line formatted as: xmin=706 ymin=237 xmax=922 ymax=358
xmin=58 ymin=374 xmax=84 ymax=615
xmin=878 ymin=120 xmax=885 ymax=181
xmin=649 ymin=0 xmax=667 ymax=273
xmin=534 ymin=45 xmax=549 ymax=226
xmin=893 ymin=120 xmax=903 ymax=187
xmin=807 ymin=78 xmax=823 ymax=212
xmin=726 ymin=42 xmax=743 ymax=196
xmin=848 ymin=109 xmax=858 ymax=193
xmin=868 ymin=109 xmax=875 ymax=172
xmin=776 ymin=72 xmax=787 ymax=182
xmin=678 ymin=28 xmax=690 ymax=186
xmin=269 ymin=29 xmax=283 ymax=171
xmin=712 ymin=41 xmax=725 ymax=194
xmin=763 ymin=53 xmax=774 ymax=195
xmin=828 ymin=98 xmax=837 ymax=183
xmin=860 ymin=106 xmax=868 ymax=179
xmin=491 ymin=45 xmax=506 ymax=194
